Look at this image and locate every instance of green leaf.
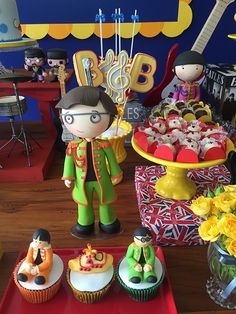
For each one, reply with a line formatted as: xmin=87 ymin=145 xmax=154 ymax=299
xmin=207 ymin=188 xmax=215 ymax=198
xmin=214 ymin=185 xmax=225 ymax=196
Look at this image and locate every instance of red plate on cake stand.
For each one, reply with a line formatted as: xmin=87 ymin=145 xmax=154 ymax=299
xmin=0 ymin=246 xmax=177 ymax=314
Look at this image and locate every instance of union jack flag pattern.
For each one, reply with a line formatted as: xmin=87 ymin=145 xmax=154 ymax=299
xmin=135 ymin=165 xmax=231 ymax=246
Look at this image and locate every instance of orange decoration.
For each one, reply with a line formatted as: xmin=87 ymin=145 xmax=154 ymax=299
xmin=94 ymin=23 xmax=114 ymax=38
xmin=48 ymin=24 xmax=72 ymax=40
xmin=140 ymin=22 xmax=164 ymax=37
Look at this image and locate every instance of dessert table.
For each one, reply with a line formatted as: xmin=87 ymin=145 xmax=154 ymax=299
xmin=0 ymin=148 xmax=234 ymax=314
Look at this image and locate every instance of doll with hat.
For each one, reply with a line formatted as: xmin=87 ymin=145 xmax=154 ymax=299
xmin=24 ymin=48 xmax=47 ymax=82
xmin=47 ymin=48 xmax=68 ymax=82
xmin=172 ymin=50 xmax=205 ymax=102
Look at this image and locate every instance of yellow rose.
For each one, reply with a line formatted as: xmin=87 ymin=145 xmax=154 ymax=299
xmin=190 ymin=196 xmax=212 ymax=217
xmin=218 ymin=213 xmax=236 ymax=240
xmin=224 ymin=238 xmax=236 ymax=258
xmin=224 ymin=185 xmax=236 ymax=193
xmin=213 ymin=193 xmax=236 ymax=213
xmin=198 ymin=216 xmax=220 ymax=242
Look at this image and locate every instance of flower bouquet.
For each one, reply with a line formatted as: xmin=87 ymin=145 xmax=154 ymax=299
xmin=190 ymin=185 xmax=236 ymax=309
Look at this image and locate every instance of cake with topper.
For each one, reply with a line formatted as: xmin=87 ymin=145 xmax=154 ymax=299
xmin=0 ymin=0 xmax=37 ymax=50
xmin=67 ymin=243 xmax=114 ymax=303
xmin=117 ymin=227 xmax=165 ymax=302
xmin=13 ymin=229 xmax=64 ymax=303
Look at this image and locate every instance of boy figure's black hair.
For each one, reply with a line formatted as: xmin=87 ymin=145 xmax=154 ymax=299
xmin=133 ymin=226 xmax=152 ymax=238
xmin=32 ymin=229 xmax=51 ymax=243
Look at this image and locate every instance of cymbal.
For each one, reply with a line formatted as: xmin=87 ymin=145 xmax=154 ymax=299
xmin=0 ymin=72 xmax=32 ymax=83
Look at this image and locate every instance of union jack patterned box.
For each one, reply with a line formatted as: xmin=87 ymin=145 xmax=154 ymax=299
xmin=135 ymin=165 xmax=231 ymax=246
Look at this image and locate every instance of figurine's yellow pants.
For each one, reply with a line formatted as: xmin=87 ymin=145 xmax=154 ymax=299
xmin=77 ymin=181 xmax=116 ymax=226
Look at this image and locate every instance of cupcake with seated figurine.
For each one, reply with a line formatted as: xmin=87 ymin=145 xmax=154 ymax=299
xmin=117 ymin=227 xmax=165 ymax=302
xmin=13 ymin=228 xmax=64 ymax=303
xmin=67 ymin=243 xmax=114 ymax=303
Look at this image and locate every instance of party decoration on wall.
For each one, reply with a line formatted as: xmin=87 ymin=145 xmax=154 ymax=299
xmin=144 ymin=0 xmax=236 ymax=107
xmin=20 ymin=0 xmax=193 ymax=40
xmin=0 ymin=0 xmax=37 ymax=51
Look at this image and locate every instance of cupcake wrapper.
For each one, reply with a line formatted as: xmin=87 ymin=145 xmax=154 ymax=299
xmin=13 ymin=260 xmax=62 ymax=303
xmin=116 ymin=259 xmax=164 ymax=302
xmin=67 ymin=269 xmax=114 ymax=304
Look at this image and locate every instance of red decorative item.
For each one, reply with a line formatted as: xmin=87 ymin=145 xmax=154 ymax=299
xmin=143 ymin=43 xmax=179 ymax=107
xmin=154 ymin=145 xmax=175 ymax=161
xmin=134 ymin=132 xmax=149 ymax=152
xmin=203 ymin=147 xmax=226 ymax=161
xmin=176 ymin=149 xmax=199 ymax=163
xmin=0 ymin=247 xmax=177 ymax=314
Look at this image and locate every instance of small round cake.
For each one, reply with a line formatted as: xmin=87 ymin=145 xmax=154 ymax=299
xmin=67 ymin=244 xmax=114 ymax=303
xmin=13 ymin=229 xmax=64 ymax=303
xmin=117 ymin=227 xmax=165 ymax=302
xmin=117 ymin=256 xmax=164 ymax=302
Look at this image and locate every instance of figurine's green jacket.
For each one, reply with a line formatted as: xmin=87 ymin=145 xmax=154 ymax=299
xmin=126 ymin=242 xmax=155 ymax=267
xmin=62 ymin=139 xmax=122 ymax=206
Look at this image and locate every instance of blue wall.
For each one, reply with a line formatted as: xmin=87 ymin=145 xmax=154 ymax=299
xmin=0 ymin=0 xmax=236 ymax=121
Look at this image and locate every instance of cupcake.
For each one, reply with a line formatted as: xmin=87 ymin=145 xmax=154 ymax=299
xmin=117 ymin=227 xmax=165 ymax=302
xmin=13 ymin=229 xmax=64 ymax=303
xmin=67 ymin=243 xmax=114 ymax=303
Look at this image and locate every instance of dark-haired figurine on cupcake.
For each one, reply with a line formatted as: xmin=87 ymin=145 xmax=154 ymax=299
xmin=117 ymin=227 xmax=165 ymax=302
xmin=126 ymin=227 xmax=157 ymax=284
xmin=14 ymin=229 xmax=64 ymax=303
xmin=17 ymin=229 xmax=53 ymax=285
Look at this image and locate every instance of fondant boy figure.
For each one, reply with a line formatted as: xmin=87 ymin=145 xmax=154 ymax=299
xmin=56 ymin=86 xmax=123 ymax=235
xmin=126 ymin=227 xmax=157 ymax=284
xmin=47 ymin=48 xmax=68 ymax=82
xmin=173 ymin=50 xmax=205 ymax=102
xmin=17 ymin=229 xmax=53 ymax=285
xmin=24 ymin=48 xmax=47 ymax=82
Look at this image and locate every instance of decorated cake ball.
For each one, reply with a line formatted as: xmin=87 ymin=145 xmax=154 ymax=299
xmin=13 ymin=229 xmax=64 ymax=303
xmin=67 ymin=244 xmax=114 ymax=303
xmin=117 ymin=227 xmax=165 ymax=302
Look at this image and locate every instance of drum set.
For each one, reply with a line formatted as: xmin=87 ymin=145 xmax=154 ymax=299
xmin=0 ymin=72 xmax=35 ymax=167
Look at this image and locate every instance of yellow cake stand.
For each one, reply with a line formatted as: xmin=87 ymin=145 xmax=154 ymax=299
xmin=132 ymin=137 xmax=235 ymax=201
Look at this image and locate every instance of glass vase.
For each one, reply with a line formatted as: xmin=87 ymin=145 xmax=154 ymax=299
xmin=206 ymin=242 xmax=236 ymax=309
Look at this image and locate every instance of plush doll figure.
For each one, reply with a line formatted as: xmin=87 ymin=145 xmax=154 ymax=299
xmin=24 ymin=48 xmax=47 ymax=82
xmin=126 ymin=227 xmax=157 ymax=284
xmin=173 ymin=50 xmax=205 ymax=102
xmin=17 ymin=229 xmax=53 ymax=285
xmin=47 ymin=48 xmax=68 ymax=82
xmin=56 ymin=86 xmax=123 ymax=235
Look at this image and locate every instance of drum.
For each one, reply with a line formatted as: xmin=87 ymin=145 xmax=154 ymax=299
xmin=0 ymin=95 xmax=27 ymax=117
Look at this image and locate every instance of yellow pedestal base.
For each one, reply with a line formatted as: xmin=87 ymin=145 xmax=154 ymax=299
xmin=155 ymin=166 xmax=197 ymax=200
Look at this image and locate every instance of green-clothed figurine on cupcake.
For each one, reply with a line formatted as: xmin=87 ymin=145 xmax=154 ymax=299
xmin=56 ymin=86 xmax=123 ymax=236
xmin=126 ymin=227 xmax=157 ymax=284
xmin=117 ymin=226 xmax=165 ymax=302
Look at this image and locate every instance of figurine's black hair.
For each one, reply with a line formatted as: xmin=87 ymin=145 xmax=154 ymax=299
xmin=24 ymin=48 xmax=45 ymax=59
xmin=173 ymin=50 xmax=205 ymax=68
xmin=133 ymin=226 xmax=152 ymax=238
xmin=56 ymin=86 xmax=117 ymax=128
xmin=47 ymin=48 xmax=68 ymax=60
xmin=32 ymin=229 xmax=51 ymax=243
